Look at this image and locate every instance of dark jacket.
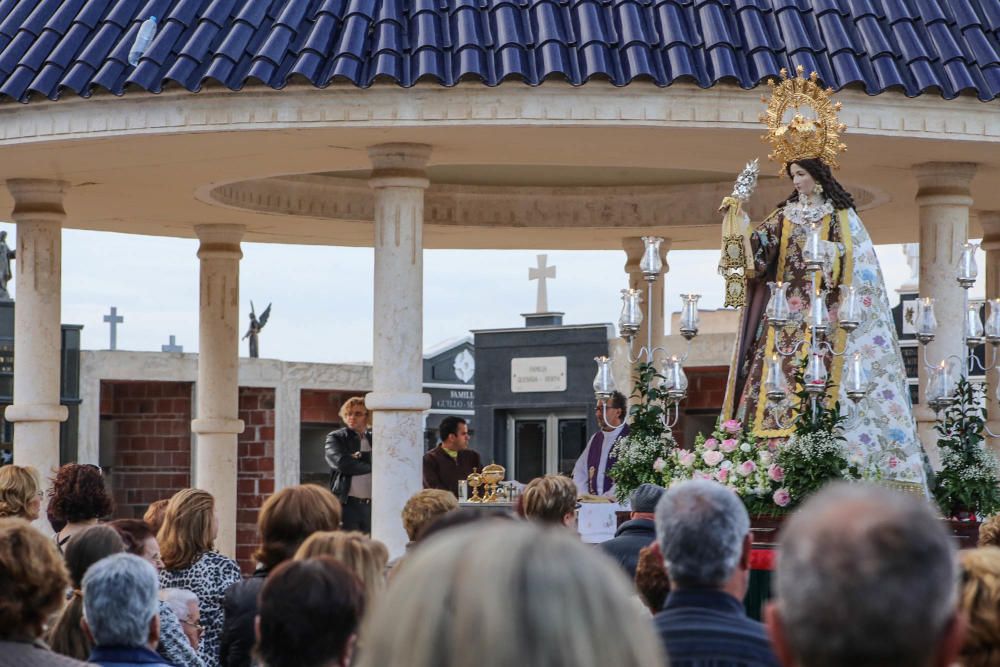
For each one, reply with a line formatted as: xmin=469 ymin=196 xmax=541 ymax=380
xmin=653 ymin=589 xmax=780 ymax=667
xmin=219 ymin=568 xmax=269 ymax=667
xmin=324 ymin=427 xmax=372 ymax=503
xmin=599 ymin=517 xmax=656 ymax=579
xmin=88 ymin=645 xmax=173 ymax=667
xmin=423 ymin=445 xmax=481 ymax=496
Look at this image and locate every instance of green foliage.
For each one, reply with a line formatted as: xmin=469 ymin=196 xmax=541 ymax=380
xmin=627 ymin=363 xmax=670 ymax=441
xmin=933 ymin=378 xmax=1000 ymax=518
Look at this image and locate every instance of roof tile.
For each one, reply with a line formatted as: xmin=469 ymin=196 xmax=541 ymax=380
xmin=0 ymin=0 xmax=998 ymax=102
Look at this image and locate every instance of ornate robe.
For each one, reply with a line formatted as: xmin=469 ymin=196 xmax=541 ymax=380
xmin=722 ymin=204 xmax=926 ymax=486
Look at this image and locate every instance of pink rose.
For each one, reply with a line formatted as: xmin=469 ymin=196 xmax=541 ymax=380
xmin=768 ymin=464 xmax=785 ymax=482
xmin=704 ymin=438 xmax=719 ymax=451
xmin=888 ymin=456 xmax=899 ymax=469
xmin=738 ymin=460 xmax=757 ymax=477
xmin=703 ymin=450 xmax=724 ymax=467
xmin=788 ymin=295 xmax=803 ymax=312
xmin=773 ymin=488 xmax=791 ymax=507
xmin=693 ymin=471 xmax=711 ymax=481
xmin=653 ymin=457 xmax=666 ymax=473
xmin=679 ymin=451 xmax=696 ymax=468
xmin=722 ymin=419 xmax=742 ymax=434
xmin=715 ymin=468 xmax=730 ymax=483
xmin=720 ymin=438 xmax=738 ymax=453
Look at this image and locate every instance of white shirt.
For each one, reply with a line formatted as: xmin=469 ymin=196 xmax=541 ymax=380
xmin=572 ymin=423 xmax=625 ymax=498
xmin=348 ymin=433 xmax=372 ymax=499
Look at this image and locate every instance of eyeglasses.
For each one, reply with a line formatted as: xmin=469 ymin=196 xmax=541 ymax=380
xmin=180 ymin=619 xmax=205 ymax=636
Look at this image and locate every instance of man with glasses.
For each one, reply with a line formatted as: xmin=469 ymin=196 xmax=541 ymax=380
xmin=325 ymin=397 xmax=374 ymax=533
xmin=572 ymin=391 xmax=628 ymax=499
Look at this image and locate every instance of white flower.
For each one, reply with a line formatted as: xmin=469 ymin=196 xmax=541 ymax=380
xmin=740 ymin=443 xmax=752 ymax=453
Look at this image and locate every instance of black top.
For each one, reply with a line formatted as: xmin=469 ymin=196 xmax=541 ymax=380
xmin=218 ymin=567 xmax=269 ymax=667
xmin=653 ymin=589 xmax=780 ymax=667
xmin=598 ymin=517 xmax=656 ymax=579
xmin=324 ymin=427 xmax=372 ymax=503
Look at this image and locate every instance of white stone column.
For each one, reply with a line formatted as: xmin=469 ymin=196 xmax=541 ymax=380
xmin=621 ymin=237 xmax=670 ymax=396
xmin=914 ymin=163 xmax=976 ymax=464
xmin=191 ymin=224 xmax=245 ymax=558
xmin=366 ymin=143 xmax=432 ymax=558
xmin=5 ymin=179 xmax=70 ymax=531
xmin=980 ymin=211 xmax=1000 ymax=453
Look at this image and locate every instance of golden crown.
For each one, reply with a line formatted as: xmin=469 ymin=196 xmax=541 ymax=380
xmin=759 ymin=65 xmax=847 ymax=173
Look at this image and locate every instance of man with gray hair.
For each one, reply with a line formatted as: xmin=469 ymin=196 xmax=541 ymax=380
xmin=653 ymin=479 xmax=779 ymax=666
xmin=82 ymin=553 xmax=173 ymax=667
xmin=765 ymin=483 xmax=965 ymax=667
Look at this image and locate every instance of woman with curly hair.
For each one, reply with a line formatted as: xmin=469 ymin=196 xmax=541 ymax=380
xmin=0 ymin=518 xmax=89 ymax=666
xmin=45 ymin=524 xmax=125 ymax=661
xmin=158 ymin=488 xmax=240 ymax=667
xmin=48 ymin=463 xmax=113 ymax=552
xmin=957 ymin=547 xmax=1000 ymax=667
xmin=0 ymin=464 xmax=42 ymax=520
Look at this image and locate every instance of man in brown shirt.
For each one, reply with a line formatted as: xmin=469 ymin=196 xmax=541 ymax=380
xmin=422 ymin=416 xmax=481 ymax=497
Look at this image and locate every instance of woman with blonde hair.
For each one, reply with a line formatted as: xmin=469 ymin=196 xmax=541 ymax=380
xmin=158 ymin=488 xmax=240 ymax=667
xmin=521 ymin=474 xmax=579 ymax=528
xmin=957 ymin=546 xmax=1000 ymax=667
xmin=295 ymin=531 xmax=388 ymax=604
xmin=356 ymin=521 xmax=664 ymax=667
xmin=0 ymin=464 xmax=42 ymax=520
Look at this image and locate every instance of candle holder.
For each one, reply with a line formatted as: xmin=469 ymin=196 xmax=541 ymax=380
xmin=593 ymin=236 xmax=700 ymax=429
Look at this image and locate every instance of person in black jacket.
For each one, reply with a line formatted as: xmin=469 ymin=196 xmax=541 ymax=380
xmin=599 ymin=483 xmax=664 ymax=579
xmin=325 ymin=397 xmax=374 ymax=533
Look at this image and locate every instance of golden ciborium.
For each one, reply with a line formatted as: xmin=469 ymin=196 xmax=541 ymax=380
xmin=466 ymin=468 xmax=484 ymax=503
xmin=480 ymin=462 xmax=506 ymax=503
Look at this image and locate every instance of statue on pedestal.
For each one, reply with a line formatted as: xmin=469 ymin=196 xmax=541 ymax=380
xmin=242 ymin=301 xmax=271 ymax=358
xmin=720 ymin=67 xmax=926 ymax=487
xmin=0 ymin=231 xmax=15 ymax=301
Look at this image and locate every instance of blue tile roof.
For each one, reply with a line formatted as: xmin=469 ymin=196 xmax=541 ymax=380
xmin=0 ymin=0 xmax=998 ymax=104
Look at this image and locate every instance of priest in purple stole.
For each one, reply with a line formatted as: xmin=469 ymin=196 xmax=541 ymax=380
xmin=572 ymin=391 xmax=629 ymax=498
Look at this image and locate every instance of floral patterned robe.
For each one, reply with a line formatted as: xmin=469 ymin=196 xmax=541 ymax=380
xmin=722 ymin=205 xmax=927 ymax=486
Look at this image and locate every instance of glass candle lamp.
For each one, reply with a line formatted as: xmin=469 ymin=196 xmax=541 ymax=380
xmin=679 ymin=294 xmax=701 ymax=340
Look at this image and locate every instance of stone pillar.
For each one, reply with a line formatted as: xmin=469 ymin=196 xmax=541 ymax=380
xmin=4 ymin=180 xmax=70 ymax=531
xmin=191 ymin=224 xmax=245 ymax=557
xmin=980 ymin=211 xmax=1000 ymax=453
xmin=366 ymin=143 xmax=432 ymax=558
xmin=914 ymin=163 xmax=976 ymax=465
xmin=622 ymin=237 xmax=671 ymax=396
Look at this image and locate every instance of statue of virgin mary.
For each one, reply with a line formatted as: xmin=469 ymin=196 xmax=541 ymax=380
xmin=721 ymin=69 xmax=926 ymax=487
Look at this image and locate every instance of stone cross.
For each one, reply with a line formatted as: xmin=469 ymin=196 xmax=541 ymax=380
xmin=528 ymin=254 xmax=556 ymax=313
xmin=103 ymin=306 xmax=123 ymax=350
xmin=161 ymin=335 xmax=183 ymax=353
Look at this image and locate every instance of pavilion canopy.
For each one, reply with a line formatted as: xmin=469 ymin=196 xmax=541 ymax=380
xmin=0 ymin=0 xmax=999 ymax=104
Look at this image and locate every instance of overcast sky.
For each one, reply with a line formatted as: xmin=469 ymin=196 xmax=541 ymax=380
xmin=0 ymin=221 xmax=982 ymax=364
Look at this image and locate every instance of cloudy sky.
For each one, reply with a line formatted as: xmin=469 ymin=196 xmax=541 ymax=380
xmin=0 ymin=220 xmax=981 ymax=364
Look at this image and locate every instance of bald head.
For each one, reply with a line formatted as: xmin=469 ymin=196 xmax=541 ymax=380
xmin=768 ymin=483 xmax=960 ymax=667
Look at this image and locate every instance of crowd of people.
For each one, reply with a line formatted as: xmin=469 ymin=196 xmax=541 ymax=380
xmin=2 ymin=458 xmax=1000 ymax=667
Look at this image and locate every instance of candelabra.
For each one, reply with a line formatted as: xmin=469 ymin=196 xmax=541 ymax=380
xmin=592 ymin=236 xmax=700 ymax=429
xmin=916 ymin=242 xmax=1000 ymax=434
xmin=762 ymin=221 xmax=871 ymax=428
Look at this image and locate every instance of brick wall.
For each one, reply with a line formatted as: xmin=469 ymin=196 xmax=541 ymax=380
xmin=236 ymin=387 xmax=276 ymax=573
xmin=101 ymin=381 xmax=276 ymax=573
xmin=300 ymin=389 xmax=345 ymax=424
xmin=102 ymin=381 xmax=193 ymax=520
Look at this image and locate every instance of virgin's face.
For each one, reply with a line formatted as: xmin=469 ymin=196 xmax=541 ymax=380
xmin=789 ymin=163 xmax=816 ymax=196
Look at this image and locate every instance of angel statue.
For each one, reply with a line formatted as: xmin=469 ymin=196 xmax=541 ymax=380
xmin=243 ymin=301 xmax=271 ymax=359
xmin=719 ymin=66 xmax=926 ymax=488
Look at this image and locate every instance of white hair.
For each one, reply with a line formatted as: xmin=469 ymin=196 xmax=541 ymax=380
xmin=356 ymin=521 xmax=663 ymax=667
xmin=161 ymin=587 xmax=199 ymax=621
xmin=775 ymin=483 xmax=958 ymax=667
xmin=654 ymin=479 xmax=750 ymax=587
xmin=83 ymin=553 xmax=159 ymax=647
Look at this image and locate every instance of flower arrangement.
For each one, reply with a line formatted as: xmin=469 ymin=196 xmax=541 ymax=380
xmin=664 ymin=419 xmax=787 ymax=515
xmin=933 ymin=378 xmax=1000 ymax=519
